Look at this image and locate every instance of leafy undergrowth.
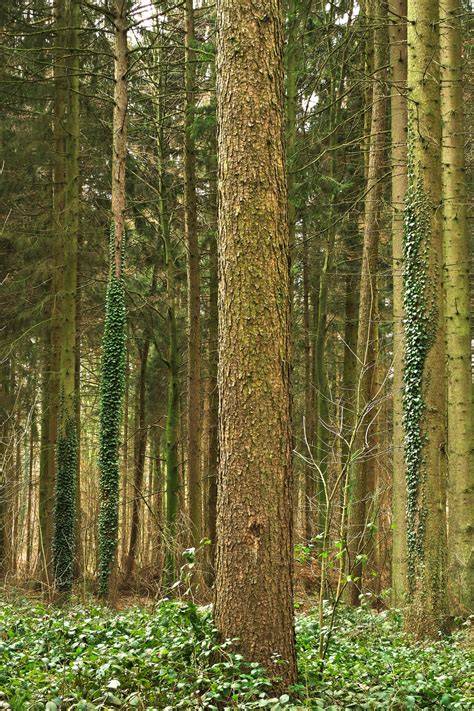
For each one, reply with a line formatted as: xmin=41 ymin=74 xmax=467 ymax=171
xmin=0 ymin=598 xmax=471 ymax=710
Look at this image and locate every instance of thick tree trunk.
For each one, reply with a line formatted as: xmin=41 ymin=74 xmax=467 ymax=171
xmin=389 ymin=0 xmax=408 ymax=608
xmin=403 ymin=0 xmax=448 ymax=637
xmin=440 ymin=0 xmax=473 ymax=615
xmin=214 ymin=0 xmax=296 ymax=688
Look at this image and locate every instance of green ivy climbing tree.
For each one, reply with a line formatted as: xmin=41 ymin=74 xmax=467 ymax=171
xmin=97 ymin=229 xmax=126 ymax=598
xmin=97 ymin=0 xmax=128 ymax=601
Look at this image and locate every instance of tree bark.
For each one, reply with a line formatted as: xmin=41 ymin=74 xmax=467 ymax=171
xmin=403 ymin=0 xmax=448 ymax=636
xmin=97 ymin=0 xmax=128 ymax=601
xmin=124 ymin=338 xmax=150 ymax=582
xmin=388 ymin=0 xmax=408 ymax=608
xmin=214 ymin=0 xmax=296 ymax=687
xmin=184 ymin=0 xmax=202 ymax=549
xmin=440 ymin=0 xmax=473 ymax=615
xmin=53 ymin=0 xmax=80 ymax=595
xmin=348 ymin=0 xmax=387 ymax=606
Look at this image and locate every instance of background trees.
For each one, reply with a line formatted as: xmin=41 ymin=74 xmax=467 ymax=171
xmin=0 ymin=0 xmax=471 ymax=661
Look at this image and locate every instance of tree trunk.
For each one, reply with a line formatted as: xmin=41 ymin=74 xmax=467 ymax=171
xmin=348 ymin=0 xmax=387 ymax=606
xmin=206 ymin=144 xmax=218 ymax=584
xmin=37 ymin=0 xmax=66 ymax=589
xmin=214 ymin=0 xmax=296 ymax=687
xmin=124 ymin=338 xmax=150 ymax=582
xmin=440 ymin=0 xmax=473 ymax=615
xmin=388 ymin=0 xmax=408 ymax=608
xmin=403 ymin=0 xmax=448 ymax=636
xmin=302 ymin=224 xmax=315 ymax=543
xmin=53 ymin=0 xmax=80 ymax=595
xmin=184 ymin=0 xmax=202 ymax=549
xmin=98 ymin=0 xmax=128 ymax=601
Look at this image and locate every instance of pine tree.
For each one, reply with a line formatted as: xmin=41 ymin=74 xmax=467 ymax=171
xmin=213 ymin=0 xmax=297 ymax=688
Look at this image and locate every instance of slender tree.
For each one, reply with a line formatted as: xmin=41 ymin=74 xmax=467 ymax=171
xmin=403 ymin=0 xmax=448 ymax=636
xmin=213 ymin=0 xmax=296 ymax=687
xmin=440 ymin=0 xmax=473 ymax=614
xmin=348 ymin=0 xmax=387 ymax=606
xmin=52 ymin=0 xmax=80 ymax=596
xmin=184 ymin=0 xmax=202 ymax=549
xmin=97 ymin=0 xmax=128 ymax=601
xmin=124 ymin=336 xmax=150 ymax=581
xmin=38 ymin=0 xmax=66 ymax=587
xmin=389 ymin=0 xmax=408 ymax=607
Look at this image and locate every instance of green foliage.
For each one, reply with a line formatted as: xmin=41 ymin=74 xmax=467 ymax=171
xmin=53 ymin=405 xmax=78 ymax=593
xmin=0 ymin=601 xmax=471 ymax=710
xmin=97 ymin=227 xmax=127 ymax=598
xmin=296 ymin=604 xmax=473 ymax=709
xmin=402 ymin=145 xmax=438 ymax=587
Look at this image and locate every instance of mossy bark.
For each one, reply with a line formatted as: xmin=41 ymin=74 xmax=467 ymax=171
xmin=214 ymin=0 xmax=296 ymax=688
xmin=440 ymin=0 xmax=473 ymax=615
xmin=403 ymin=0 xmax=448 ymax=637
xmin=388 ymin=0 xmax=408 ymax=607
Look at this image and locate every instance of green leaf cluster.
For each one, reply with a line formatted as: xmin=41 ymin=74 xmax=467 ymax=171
xmin=97 ymin=226 xmax=127 ymax=598
xmin=402 ymin=141 xmax=438 ymax=587
xmin=0 ymin=600 xmax=471 ymax=709
xmin=53 ymin=406 xmax=78 ymax=593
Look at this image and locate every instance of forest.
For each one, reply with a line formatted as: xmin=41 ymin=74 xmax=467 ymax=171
xmin=0 ymin=0 xmax=473 ymax=708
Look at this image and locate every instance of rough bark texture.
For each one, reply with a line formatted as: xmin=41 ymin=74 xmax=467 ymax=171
xmin=388 ymin=0 xmax=408 ymax=607
xmin=440 ymin=0 xmax=473 ymax=615
xmin=214 ymin=0 xmax=296 ymax=687
xmin=403 ymin=0 xmax=448 ymax=637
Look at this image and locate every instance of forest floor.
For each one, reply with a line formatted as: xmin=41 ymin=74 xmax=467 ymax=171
xmin=0 ymin=593 xmax=472 ymax=710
